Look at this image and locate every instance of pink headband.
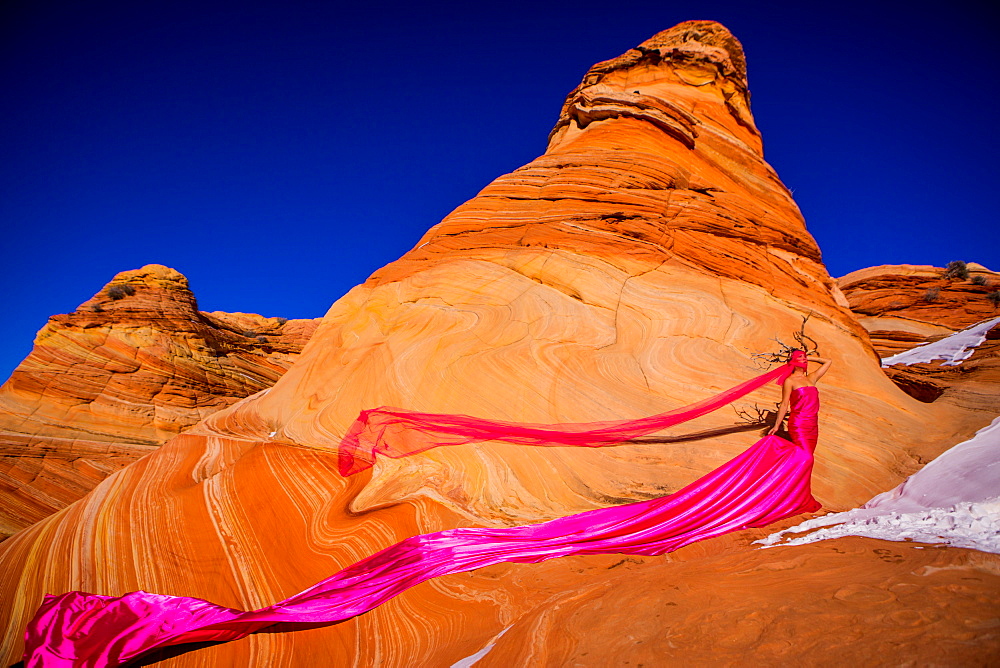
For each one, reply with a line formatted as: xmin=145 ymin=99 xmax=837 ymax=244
xmin=789 ymin=350 xmax=808 ymax=369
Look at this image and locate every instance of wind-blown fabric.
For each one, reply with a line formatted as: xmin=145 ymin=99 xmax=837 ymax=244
xmin=22 ymin=362 xmax=821 ymax=667
xmin=339 ymin=359 xmax=803 ymax=475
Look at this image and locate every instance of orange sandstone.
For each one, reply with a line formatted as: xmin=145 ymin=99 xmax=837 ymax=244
xmin=838 ymin=263 xmax=1000 ymax=411
xmin=1 ymin=22 xmax=997 ymax=666
xmin=0 ymin=265 xmax=318 ymax=539
xmin=477 ymin=537 xmax=1000 ymax=667
xmin=838 ymin=262 xmax=1000 ymax=356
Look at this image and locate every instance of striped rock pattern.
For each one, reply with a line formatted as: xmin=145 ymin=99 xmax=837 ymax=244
xmin=837 ymin=262 xmax=999 ymax=357
xmin=0 ymin=264 xmax=318 ymax=539
xmin=838 ymin=263 xmax=1000 ymax=409
xmin=2 ymin=22 xmax=997 ymax=666
xmin=878 ymin=331 xmax=1000 ymax=410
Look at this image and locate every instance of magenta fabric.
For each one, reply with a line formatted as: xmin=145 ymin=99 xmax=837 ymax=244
xmin=789 ymin=349 xmax=809 ymax=370
xmin=339 ymin=361 xmax=801 ymax=475
xmin=788 ymin=385 xmax=819 ymax=451
xmin=23 ymin=364 xmax=821 ymax=667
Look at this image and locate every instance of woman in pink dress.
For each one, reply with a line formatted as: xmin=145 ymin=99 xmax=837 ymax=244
xmin=22 ymin=349 xmax=831 ymax=667
xmin=768 ymin=352 xmax=832 ymax=453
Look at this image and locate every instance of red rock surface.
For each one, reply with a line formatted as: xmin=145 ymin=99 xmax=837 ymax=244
xmin=838 ymin=263 xmax=1000 ymax=357
xmin=0 ymin=265 xmax=318 ymax=539
xmin=1 ymin=22 xmax=997 ymax=666
xmin=479 ymin=536 xmax=1000 ymax=667
xmin=878 ymin=330 xmax=1000 ymax=411
xmin=838 ymin=263 xmax=1000 ymax=411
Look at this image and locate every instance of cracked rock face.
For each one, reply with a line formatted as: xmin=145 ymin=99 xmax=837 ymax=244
xmin=1 ymin=22 xmax=997 ymax=666
xmin=0 ymin=264 xmax=318 ymax=539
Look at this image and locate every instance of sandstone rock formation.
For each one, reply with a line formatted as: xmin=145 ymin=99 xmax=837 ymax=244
xmin=471 ymin=535 xmax=1000 ymax=667
xmin=880 ymin=328 xmax=1000 ymax=410
xmin=0 ymin=264 xmax=318 ymax=539
xmin=838 ymin=263 xmax=1000 ymax=410
xmin=838 ymin=262 xmax=999 ymax=357
xmin=2 ymin=22 xmax=997 ymax=666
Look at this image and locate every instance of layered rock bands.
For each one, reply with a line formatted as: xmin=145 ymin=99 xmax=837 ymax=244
xmin=0 ymin=264 xmax=318 ymax=539
xmin=840 ymin=263 xmax=1000 ymax=410
xmin=2 ymin=22 xmax=997 ymax=666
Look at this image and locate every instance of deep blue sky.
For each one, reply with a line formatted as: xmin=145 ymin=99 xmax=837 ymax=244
xmin=2 ymin=0 xmax=997 ymax=381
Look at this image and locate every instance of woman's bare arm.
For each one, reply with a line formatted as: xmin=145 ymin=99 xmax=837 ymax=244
xmin=808 ymin=355 xmax=832 ymax=383
xmin=768 ymin=379 xmax=792 ymax=435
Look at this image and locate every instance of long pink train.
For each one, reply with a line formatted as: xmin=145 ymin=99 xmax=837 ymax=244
xmin=23 ymin=359 xmax=820 ymax=667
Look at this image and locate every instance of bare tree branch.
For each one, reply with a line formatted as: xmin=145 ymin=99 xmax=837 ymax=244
xmin=751 ymin=313 xmax=819 ymax=368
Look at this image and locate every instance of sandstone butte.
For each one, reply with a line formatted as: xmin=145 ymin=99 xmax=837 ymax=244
xmin=840 ymin=263 xmax=1000 ymax=409
xmin=0 ymin=264 xmax=320 ymax=539
xmin=2 ymin=22 xmax=998 ymax=666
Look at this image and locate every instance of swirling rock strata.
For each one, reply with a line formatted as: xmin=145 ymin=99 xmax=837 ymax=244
xmin=1 ymin=22 xmax=996 ymax=666
xmin=0 ymin=265 xmax=318 ymax=539
xmin=881 ymin=331 xmax=1000 ymax=410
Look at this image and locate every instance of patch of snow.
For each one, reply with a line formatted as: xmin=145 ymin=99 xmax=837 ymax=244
xmin=863 ymin=417 xmax=1000 ymax=512
xmin=450 ymin=625 xmax=513 ymax=668
xmin=761 ymin=498 xmax=1000 ymax=553
xmin=881 ymin=316 xmax=1000 ymax=367
xmin=759 ymin=416 xmax=1000 ymax=554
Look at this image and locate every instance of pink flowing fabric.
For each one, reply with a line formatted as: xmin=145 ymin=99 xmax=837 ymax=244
xmin=787 ymin=385 xmax=819 ymax=451
xmin=339 ymin=360 xmax=803 ymax=475
xmin=22 ymin=362 xmax=821 ymax=667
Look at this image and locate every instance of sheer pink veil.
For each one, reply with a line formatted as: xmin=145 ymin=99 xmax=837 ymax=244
xmin=338 ymin=359 xmax=801 ymax=475
xmin=20 ymin=356 xmax=819 ymax=668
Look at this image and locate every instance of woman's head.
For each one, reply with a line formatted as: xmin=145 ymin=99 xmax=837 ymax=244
xmin=789 ymin=349 xmax=809 ymax=370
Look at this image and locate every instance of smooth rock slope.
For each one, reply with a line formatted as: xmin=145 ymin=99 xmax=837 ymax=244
xmin=2 ymin=22 xmax=996 ymax=666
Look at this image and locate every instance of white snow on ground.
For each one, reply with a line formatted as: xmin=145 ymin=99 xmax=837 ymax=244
xmin=759 ymin=498 xmax=1000 ymax=553
xmin=881 ymin=316 xmax=1000 ymax=367
xmin=450 ymin=625 xmax=513 ymax=668
xmin=759 ymin=417 xmax=1000 ymax=553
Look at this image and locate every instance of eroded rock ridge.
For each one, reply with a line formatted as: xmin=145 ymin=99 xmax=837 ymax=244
xmin=0 ymin=264 xmax=318 ymax=538
xmin=1 ymin=23 xmax=997 ymax=666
